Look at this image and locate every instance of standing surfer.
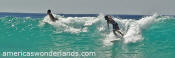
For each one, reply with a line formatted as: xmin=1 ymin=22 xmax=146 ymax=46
xmin=104 ymin=15 xmax=124 ymax=36
xmin=47 ymin=9 xmax=58 ymax=22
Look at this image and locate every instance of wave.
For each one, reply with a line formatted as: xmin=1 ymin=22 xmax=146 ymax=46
xmin=40 ymin=13 xmax=171 ymax=46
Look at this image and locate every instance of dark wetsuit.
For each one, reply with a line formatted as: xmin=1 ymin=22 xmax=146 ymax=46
xmin=107 ymin=19 xmax=120 ymax=31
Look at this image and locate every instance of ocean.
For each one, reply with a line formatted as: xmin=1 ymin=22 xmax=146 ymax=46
xmin=0 ymin=13 xmax=175 ymax=58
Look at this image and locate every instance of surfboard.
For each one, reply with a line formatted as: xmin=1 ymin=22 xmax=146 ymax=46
xmin=111 ymin=31 xmax=124 ymax=42
xmin=111 ymin=37 xmax=122 ymax=43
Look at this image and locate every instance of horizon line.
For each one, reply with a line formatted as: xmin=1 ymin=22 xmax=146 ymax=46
xmin=0 ymin=12 xmax=174 ymax=16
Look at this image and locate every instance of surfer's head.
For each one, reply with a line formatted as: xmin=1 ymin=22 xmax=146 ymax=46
xmin=104 ymin=15 xmax=112 ymax=20
xmin=47 ymin=9 xmax=51 ymax=14
xmin=104 ymin=15 xmax=109 ymax=20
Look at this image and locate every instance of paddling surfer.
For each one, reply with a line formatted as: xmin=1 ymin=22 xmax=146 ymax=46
xmin=47 ymin=10 xmax=58 ymax=22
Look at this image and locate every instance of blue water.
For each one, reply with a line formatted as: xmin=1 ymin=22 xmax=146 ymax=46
xmin=0 ymin=13 xmax=175 ymax=58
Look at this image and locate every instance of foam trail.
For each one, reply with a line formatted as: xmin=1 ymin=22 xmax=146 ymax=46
xmin=40 ymin=14 xmax=101 ymax=33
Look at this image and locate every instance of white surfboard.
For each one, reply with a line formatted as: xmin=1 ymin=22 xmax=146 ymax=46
xmin=111 ymin=31 xmax=124 ymax=42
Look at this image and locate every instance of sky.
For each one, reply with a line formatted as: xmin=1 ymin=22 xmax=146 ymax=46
xmin=0 ymin=0 xmax=175 ymax=15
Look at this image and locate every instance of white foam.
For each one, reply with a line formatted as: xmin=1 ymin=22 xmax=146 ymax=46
xmin=122 ymin=14 xmax=159 ymax=43
xmin=97 ymin=26 xmax=105 ymax=31
xmin=103 ymin=32 xmax=121 ymax=46
xmin=39 ymin=13 xmax=168 ymax=46
xmin=40 ymin=14 xmax=101 ymax=33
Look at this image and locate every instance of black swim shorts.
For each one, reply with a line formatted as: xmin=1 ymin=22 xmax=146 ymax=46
xmin=113 ymin=23 xmax=119 ymax=30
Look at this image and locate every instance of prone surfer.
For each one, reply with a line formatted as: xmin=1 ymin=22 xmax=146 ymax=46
xmin=104 ymin=15 xmax=124 ymax=36
xmin=47 ymin=9 xmax=58 ymax=22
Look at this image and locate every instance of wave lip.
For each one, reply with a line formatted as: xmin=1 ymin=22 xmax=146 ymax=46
xmin=123 ymin=13 xmax=160 ymax=43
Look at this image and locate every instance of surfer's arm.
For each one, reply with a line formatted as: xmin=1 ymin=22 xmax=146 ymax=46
xmin=107 ymin=21 xmax=110 ymax=29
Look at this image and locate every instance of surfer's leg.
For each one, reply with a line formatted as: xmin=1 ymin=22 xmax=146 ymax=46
xmin=116 ymin=30 xmax=124 ymax=36
xmin=113 ymin=30 xmax=118 ymax=36
xmin=114 ymin=24 xmax=124 ymax=36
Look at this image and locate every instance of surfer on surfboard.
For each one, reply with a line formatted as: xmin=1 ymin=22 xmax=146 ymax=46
xmin=47 ymin=9 xmax=58 ymax=22
xmin=104 ymin=15 xmax=124 ymax=36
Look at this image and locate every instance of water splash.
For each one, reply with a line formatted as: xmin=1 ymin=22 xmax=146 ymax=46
xmin=40 ymin=13 xmax=169 ymax=46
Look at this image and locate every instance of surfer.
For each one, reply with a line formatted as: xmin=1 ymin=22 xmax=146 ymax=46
xmin=104 ymin=15 xmax=124 ymax=36
xmin=47 ymin=9 xmax=58 ymax=22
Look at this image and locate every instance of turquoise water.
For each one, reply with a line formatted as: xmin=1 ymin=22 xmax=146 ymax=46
xmin=0 ymin=14 xmax=175 ymax=58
